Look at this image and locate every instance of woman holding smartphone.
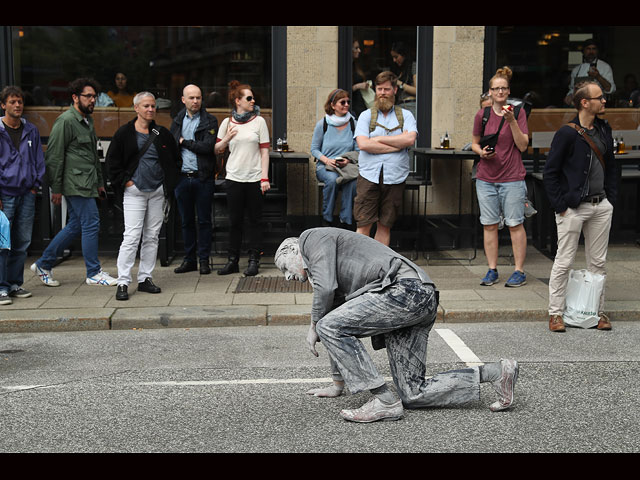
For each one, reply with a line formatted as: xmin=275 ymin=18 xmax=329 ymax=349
xmin=471 ymin=66 xmax=529 ymax=288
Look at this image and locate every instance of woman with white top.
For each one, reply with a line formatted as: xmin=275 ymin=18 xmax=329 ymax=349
xmin=215 ymin=81 xmax=270 ymax=276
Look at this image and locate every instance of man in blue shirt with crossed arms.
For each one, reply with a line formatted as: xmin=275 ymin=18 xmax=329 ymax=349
xmin=353 ymin=70 xmax=417 ymax=246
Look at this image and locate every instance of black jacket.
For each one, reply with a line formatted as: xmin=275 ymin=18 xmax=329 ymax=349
xmin=106 ymin=119 xmax=181 ymax=195
xmin=543 ymin=115 xmax=617 ymax=214
xmin=170 ymin=107 xmax=218 ymax=181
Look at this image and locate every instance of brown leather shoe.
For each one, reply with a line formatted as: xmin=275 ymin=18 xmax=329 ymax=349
xmin=549 ymin=315 xmax=566 ymax=332
xmin=597 ymin=313 xmax=612 ymax=330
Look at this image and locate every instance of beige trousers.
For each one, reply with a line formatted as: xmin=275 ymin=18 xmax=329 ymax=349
xmin=548 ymin=198 xmax=614 ymax=316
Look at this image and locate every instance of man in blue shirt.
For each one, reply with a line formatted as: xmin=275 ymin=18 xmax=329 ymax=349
xmin=354 ymin=71 xmax=417 ymax=246
xmin=170 ymin=84 xmax=218 ymax=275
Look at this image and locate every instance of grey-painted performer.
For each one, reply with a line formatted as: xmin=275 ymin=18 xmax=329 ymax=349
xmin=275 ymin=227 xmax=519 ymax=423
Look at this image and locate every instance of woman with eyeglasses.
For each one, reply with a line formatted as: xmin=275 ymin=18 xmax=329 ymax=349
xmin=215 ymin=81 xmax=270 ymax=276
xmin=471 ymin=66 xmax=530 ymax=288
xmin=311 ymin=89 xmax=359 ymax=230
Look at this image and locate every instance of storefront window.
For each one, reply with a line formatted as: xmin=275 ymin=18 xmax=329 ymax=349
xmin=351 ymin=26 xmax=417 ymax=119
xmin=496 ymin=26 xmax=640 ymax=108
xmin=11 ymin=26 xmax=272 ymax=113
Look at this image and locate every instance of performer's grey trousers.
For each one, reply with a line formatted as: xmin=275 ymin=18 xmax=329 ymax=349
xmin=316 ymin=279 xmax=480 ymax=408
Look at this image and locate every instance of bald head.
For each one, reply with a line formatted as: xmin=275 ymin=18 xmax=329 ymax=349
xmin=182 ymin=84 xmax=202 ymax=116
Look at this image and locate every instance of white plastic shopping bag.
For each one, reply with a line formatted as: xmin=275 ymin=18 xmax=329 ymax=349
xmin=563 ymin=269 xmax=605 ymax=329
xmin=0 ymin=210 xmax=10 ymax=250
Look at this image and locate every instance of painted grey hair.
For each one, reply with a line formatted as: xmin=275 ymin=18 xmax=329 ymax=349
xmin=274 ymin=237 xmax=300 ymax=270
xmin=133 ymin=91 xmax=155 ymax=106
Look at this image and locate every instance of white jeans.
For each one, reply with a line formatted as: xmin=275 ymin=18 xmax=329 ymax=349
xmin=116 ymin=184 xmax=165 ymax=286
xmin=548 ymin=198 xmax=614 ymax=316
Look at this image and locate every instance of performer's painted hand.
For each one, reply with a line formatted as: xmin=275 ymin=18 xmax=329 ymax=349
xmin=307 ymin=322 xmax=319 ymax=357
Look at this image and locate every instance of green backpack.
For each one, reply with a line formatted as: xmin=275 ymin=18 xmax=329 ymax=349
xmin=368 ymin=105 xmax=404 ymax=134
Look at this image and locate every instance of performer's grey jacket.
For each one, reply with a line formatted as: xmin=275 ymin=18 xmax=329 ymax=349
xmin=299 ymin=228 xmax=436 ymax=324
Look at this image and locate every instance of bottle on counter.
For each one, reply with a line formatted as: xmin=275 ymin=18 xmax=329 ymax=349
xmin=443 ymin=132 xmax=450 ymax=149
xmin=618 ymin=137 xmax=626 ymax=154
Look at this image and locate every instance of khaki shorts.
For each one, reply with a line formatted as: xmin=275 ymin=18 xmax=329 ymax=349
xmin=354 ymin=174 xmax=406 ymax=228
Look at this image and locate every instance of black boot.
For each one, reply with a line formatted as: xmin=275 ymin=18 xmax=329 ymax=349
xmin=244 ymin=250 xmax=261 ymax=276
xmin=174 ymin=259 xmax=197 ymax=274
xmin=217 ymin=255 xmax=239 ymax=275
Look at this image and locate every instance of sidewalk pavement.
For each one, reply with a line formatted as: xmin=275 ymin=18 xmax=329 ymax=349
xmin=2 ymin=243 xmax=640 ymax=333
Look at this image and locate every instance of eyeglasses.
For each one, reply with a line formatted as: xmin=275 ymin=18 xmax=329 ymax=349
xmin=337 ymin=99 xmax=350 ymax=106
xmin=490 ymin=87 xmax=509 ymax=92
xmin=244 ymin=96 xmax=254 ymax=102
xmin=586 ymin=95 xmax=606 ymax=102
xmin=78 ymin=93 xmax=98 ymax=100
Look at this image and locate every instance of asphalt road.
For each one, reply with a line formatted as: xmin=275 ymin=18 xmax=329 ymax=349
xmin=1 ymin=322 xmax=639 ymax=453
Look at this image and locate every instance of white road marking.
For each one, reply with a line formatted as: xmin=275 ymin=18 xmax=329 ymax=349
xmin=136 ymin=376 xmax=394 ymax=387
xmin=435 ymin=328 xmax=484 ymax=366
xmin=3 ymin=332 xmax=480 ymax=391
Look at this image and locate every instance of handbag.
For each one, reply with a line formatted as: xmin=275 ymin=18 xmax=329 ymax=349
xmin=563 ymin=269 xmax=605 ymax=328
xmin=480 ymin=115 xmax=506 ymax=150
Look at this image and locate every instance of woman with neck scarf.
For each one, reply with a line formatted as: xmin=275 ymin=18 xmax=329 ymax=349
xmin=215 ymin=81 xmax=270 ymax=276
xmin=311 ymin=89 xmax=359 ymax=229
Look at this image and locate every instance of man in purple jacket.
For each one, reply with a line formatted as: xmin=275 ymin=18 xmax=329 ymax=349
xmin=0 ymin=86 xmax=46 ymax=305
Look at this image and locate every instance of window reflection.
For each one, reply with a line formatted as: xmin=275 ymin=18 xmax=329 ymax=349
xmin=496 ymin=26 xmax=640 ymax=108
xmin=12 ymin=26 xmax=272 ymax=112
xmin=352 ymin=26 xmax=417 ymax=119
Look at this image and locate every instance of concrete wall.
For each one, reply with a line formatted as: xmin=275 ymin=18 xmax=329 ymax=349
xmin=286 ymin=26 xmax=339 ymax=216
xmin=283 ymin=26 xmax=486 ymax=216
xmin=430 ymin=26 xmax=485 ymax=215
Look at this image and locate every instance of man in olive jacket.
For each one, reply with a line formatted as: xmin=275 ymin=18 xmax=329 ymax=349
xmin=170 ymin=84 xmax=218 ymax=275
xmin=31 ymin=78 xmax=116 ymax=287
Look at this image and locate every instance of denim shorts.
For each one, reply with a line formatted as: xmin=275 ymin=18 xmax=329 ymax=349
xmin=476 ymin=179 xmax=526 ymax=227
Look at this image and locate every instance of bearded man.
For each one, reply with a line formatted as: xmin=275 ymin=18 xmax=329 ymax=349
xmin=353 ymin=71 xmax=417 ymax=246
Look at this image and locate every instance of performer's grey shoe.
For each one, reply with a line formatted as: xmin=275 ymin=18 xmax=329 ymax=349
xmin=489 ymin=358 xmax=519 ymax=412
xmin=340 ymin=397 xmax=404 ymax=423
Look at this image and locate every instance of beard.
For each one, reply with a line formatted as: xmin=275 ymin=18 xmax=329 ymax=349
xmin=78 ymin=102 xmax=94 ymax=115
xmin=375 ymin=95 xmax=395 ymax=112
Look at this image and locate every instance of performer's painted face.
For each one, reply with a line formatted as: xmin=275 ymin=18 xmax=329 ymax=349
xmin=275 ymin=238 xmax=308 ymax=283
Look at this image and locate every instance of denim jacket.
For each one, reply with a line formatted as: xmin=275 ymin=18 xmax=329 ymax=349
xmin=299 ymin=227 xmax=435 ymax=324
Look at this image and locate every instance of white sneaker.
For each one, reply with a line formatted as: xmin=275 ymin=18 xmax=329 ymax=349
xmin=30 ymin=263 xmax=60 ymax=287
xmin=86 ymin=270 xmax=117 ymax=286
xmin=0 ymin=291 xmax=12 ymax=305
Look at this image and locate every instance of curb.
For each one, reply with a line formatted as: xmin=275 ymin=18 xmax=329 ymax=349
xmin=3 ymin=305 xmax=640 ymax=333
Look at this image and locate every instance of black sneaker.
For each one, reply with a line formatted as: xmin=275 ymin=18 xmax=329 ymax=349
xmin=138 ymin=278 xmax=161 ymax=294
xmin=116 ymin=284 xmax=129 ymax=301
xmin=9 ymin=287 xmax=32 ymax=298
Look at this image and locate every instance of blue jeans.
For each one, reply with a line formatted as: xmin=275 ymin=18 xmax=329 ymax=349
xmin=0 ymin=192 xmax=36 ymax=293
xmin=476 ymin=179 xmax=526 ymax=227
xmin=174 ymin=175 xmax=214 ymax=264
xmin=316 ymin=163 xmax=356 ymax=224
xmin=315 ymin=279 xmax=480 ymax=408
xmin=36 ymin=196 xmax=101 ymax=277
